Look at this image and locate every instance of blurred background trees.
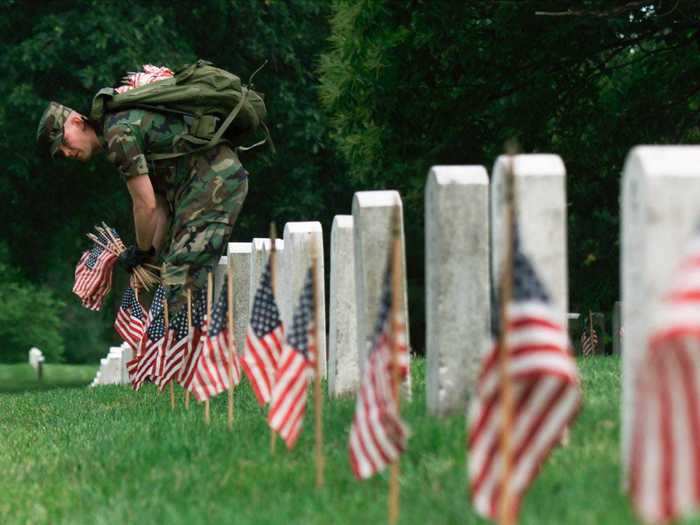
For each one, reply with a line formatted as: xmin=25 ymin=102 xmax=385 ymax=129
xmin=1 ymin=0 xmax=698 ymax=361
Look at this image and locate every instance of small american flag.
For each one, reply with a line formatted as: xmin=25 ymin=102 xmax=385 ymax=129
xmin=580 ymin=317 xmax=598 ymax=357
xmin=348 ymin=263 xmax=409 ymax=480
xmin=189 ymin=281 xmax=242 ymax=401
xmin=242 ymin=260 xmax=284 ymax=406
xmin=114 ymin=287 xmax=146 ymax=352
xmin=178 ymin=289 xmax=208 ymax=389
xmin=468 ymin=225 xmax=580 ymax=521
xmin=128 ymin=286 xmax=167 ymax=391
xmin=268 ymin=268 xmax=314 ymax=449
xmin=73 ymin=240 xmax=117 ymax=311
xmin=155 ymin=311 xmax=189 ymax=391
xmin=629 ymin=232 xmax=700 ymax=524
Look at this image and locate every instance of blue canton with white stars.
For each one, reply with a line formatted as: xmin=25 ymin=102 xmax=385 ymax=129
xmin=208 ymin=281 xmax=229 ymax=337
xmin=146 ymin=286 xmax=167 ymax=340
xmin=86 ymin=243 xmax=105 ymax=270
xmin=121 ymin=287 xmax=145 ymax=321
xmin=491 ymin=223 xmax=551 ymax=337
xmin=170 ymin=311 xmax=189 ymax=339
xmin=371 ymin=263 xmax=393 ymax=352
xmin=192 ymin=288 xmax=207 ymax=329
xmin=287 ymin=268 xmax=314 ymax=358
xmin=250 ymin=261 xmax=282 ymax=338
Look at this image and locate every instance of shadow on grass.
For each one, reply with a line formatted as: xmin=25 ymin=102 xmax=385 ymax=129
xmin=0 ymin=381 xmax=91 ymax=394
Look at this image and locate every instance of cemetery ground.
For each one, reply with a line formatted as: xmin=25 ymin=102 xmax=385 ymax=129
xmin=0 ymin=357 xmax=678 ymax=525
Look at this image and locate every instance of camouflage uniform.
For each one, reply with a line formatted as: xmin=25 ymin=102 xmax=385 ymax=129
xmin=101 ymin=109 xmax=248 ymax=313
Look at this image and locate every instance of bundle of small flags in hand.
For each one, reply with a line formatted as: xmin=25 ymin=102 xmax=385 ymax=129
xmin=73 ymin=223 xmax=159 ymax=310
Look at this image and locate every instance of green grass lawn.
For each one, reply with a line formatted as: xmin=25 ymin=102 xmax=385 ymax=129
xmin=0 ymin=363 xmax=97 ymax=393
xmin=0 ymin=357 xmax=696 ymax=525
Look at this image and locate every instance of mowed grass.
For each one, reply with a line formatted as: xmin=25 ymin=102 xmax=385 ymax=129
xmin=0 ymin=363 xmax=97 ymax=393
xmin=1 ymin=357 xmax=695 ymax=525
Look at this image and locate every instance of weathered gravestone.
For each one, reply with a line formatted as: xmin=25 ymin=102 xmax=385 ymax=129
xmin=28 ymin=347 xmax=44 ymax=368
xmin=567 ymin=312 xmax=582 ymax=344
xmin=119 ymin=343 xmax=133 ymax=384
xmin=90 ymin=345 xmax=132 ymax=387
xmin=328 ymin=215 xmax=358 ymax=397
xmin=352 ymin=191 xmax=411 ymax=396
xmin=28 ymin=347 xmax=44 ymax=380
xmin=282 ymin=222 xmax=326 ymax=377
xmin=102 ymin=350 xmax=122 ymax=385
xmin=491 ymin=154 xmax=568 ymax=323
xmin=620 ymin=146 xmax=700 ymax=484
xmin=612 ymin=301 xmax=622 ymax=355
xmin=214 ymin=255 xmax=228 ymax=298
xmin=227 ymin=242 xmax=253 ymax=355
xmin=250 ymin=238 xmax=284 ymax=311
xmin=425 ymin=166 xmax=490 ymax=416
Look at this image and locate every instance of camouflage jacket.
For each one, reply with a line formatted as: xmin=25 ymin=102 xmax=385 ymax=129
xmin=100 ymin=109 xmax=189 ymax=187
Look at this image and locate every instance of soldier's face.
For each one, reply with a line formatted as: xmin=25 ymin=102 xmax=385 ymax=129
xmin=58 ymin=113 xmax=100 ymax=162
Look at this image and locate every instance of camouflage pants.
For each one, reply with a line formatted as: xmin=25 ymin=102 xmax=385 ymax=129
xmin=159 ymin=144 xmax=248 ymax=315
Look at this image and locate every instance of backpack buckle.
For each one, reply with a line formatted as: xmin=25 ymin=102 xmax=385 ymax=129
xmin=190 ymin=115 xmax=219 ymax=139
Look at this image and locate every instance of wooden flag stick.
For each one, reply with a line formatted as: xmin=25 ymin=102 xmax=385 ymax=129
xmin=388 ymin=205 xmax=402 ymax=525
xmin=497 ymin=153 xmax=517 ymax=525
xmin=205 ymin=271 xmax=213 ymax=426
xmin=185 ymin=288 xmax=192 ymax=410
xmin=227 ymin=260 xmax=236 ymax=431
xmin=163 ymin=299 xmax=175 ymax=410
xmin=269 ymin=223 xmax=278 ymax=455
xmin=311 ymin=242 xmax=325 ymax=488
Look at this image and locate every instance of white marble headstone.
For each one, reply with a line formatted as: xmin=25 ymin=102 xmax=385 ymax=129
xmin=282 ymin=222 xmax=326 ymax=377
xmin=328 ymin=215 xmax=358 ymax=397
xmin=620 ymin=146 xmax=700 ymax=484
xmin=352 ymin=191 xmax=411 ymax=396
xmin=228 ymin=242 xmax=253 ymax=355
xmin=490 ymin=154 xmax=568 ymax=319
xmin=425 ymin=166 xmax=490 ymax=416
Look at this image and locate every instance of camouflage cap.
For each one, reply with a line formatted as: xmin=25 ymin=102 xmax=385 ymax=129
xmin=36 ymin=101 xmax=75 ymax=159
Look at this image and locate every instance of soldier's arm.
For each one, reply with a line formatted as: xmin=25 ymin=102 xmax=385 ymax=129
xmin=126 ymin=175 xmax=158 ymax=252
xmin=152 ymin=194 xmax=169 ymax=252
xmin=104 ymin=117 xmax=164 ymax=252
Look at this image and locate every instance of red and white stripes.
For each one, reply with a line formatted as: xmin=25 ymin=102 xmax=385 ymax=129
xmin=468 ymin=301 xmax=580 ymax=521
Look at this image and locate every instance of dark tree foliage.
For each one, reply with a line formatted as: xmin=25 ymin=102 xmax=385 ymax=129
xmin=2 ymin=0 xmax=698 ymax=361
xmin=320 ymin=0 xmax=700 ymax=346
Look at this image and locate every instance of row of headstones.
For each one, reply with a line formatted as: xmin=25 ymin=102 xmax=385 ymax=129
xmin=207 ymin=155 xmax=568 ymax=417
xmin=90 ymin=344 xmax=132 ymax=387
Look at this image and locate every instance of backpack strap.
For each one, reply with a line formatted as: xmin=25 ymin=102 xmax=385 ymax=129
xmin=146 ymin=86 xmax=249 ymax=162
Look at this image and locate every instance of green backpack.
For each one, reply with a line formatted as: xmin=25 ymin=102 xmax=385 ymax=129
xmin=89 ymin=59 xmax=270 ymax=161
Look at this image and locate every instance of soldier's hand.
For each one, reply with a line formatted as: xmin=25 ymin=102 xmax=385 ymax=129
xmin=118 ymin=245 xmax=155 ymax=273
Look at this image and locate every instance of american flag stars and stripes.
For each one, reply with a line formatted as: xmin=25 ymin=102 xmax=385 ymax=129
xmin=268 ymin=268 xmax=315 ymax=449
xmin=178 ymin=289 xmax=208 ymax=389
xmin=467 ymin=225 xmax=581 ymax=522
xmin=73 ymin=240 xmax=118 ymax=311
xmin=348 ymin=262 xmax=409 ymax=480
xmin=190 ymin=281 xmax=241 ymax=402
xmin=630 ymin=230 xmax=700 ymax=524
xmin=242 ymin=260 xmax=284 ymax=406
xmin=128 ymin=286 xmax=167 ymax=391
xmin=580 ymin=321 xmax=598 ymax=357
xmin=155 ymin=310 xmax=189 ymax=391
xmin=114 ymin=286 xmax=146 ymax=352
